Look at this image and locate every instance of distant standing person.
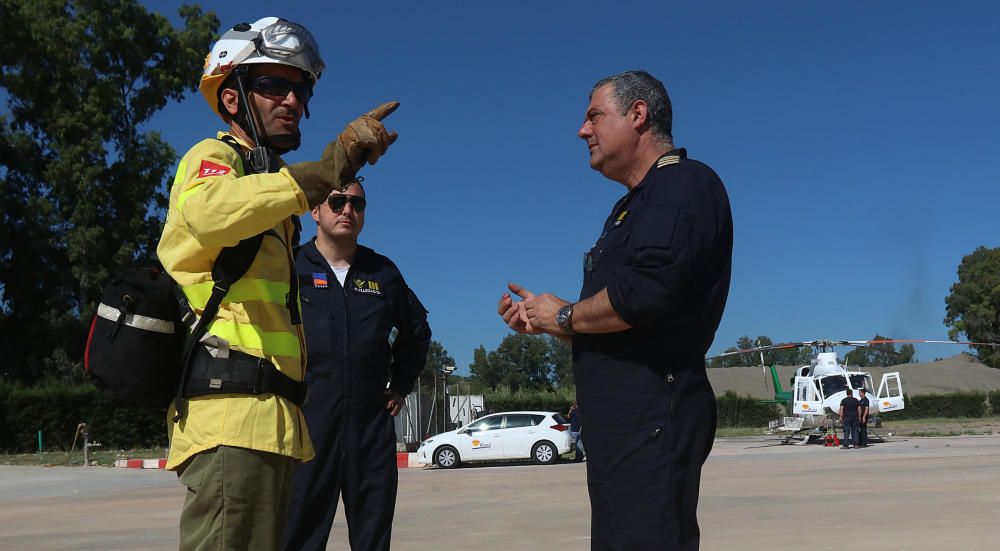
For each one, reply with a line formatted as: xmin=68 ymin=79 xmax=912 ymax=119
xmin=567 ymin=400 xmax=586 ymax=462
xmin=839 ymin=389 xmax=862 ymax=449
xmin=498 ymin=70 xmax=733 ymax=550
xmin=858 ymin=387 xmax=871 ymax=447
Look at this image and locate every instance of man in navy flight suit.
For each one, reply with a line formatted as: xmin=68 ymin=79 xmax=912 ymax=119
xmin=285 ymin=178 xmax=431 ymax=551
xmin=499 ymin=70 xmax=733 ymax=550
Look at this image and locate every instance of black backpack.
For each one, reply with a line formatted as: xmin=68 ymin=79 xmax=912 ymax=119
xmin=84 ymin=240 xmax=262 ymax=409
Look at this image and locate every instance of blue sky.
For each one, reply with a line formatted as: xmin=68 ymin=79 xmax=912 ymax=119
xmin=143 ymin=1 xmax=1000 ymax=372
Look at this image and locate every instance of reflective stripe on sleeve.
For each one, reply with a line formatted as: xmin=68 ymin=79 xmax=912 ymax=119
xmin=177 ymin=182 xmax=200 ymax=212
xmin=173 ymin=159 xmax=191 ymax=210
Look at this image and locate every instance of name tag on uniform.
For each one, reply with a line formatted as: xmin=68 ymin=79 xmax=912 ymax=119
xmin=352 ymin=278 xmax=384 ymax=297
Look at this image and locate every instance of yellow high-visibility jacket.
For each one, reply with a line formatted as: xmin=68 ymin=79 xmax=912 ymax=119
xmin=157 ymin=132 xmax=314 ymax=470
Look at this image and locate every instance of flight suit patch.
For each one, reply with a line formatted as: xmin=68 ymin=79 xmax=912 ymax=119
xmin=312 ymin=272 xmax=328 ymax=288
xmin=352 ymin=278 xmax=384 ymax=297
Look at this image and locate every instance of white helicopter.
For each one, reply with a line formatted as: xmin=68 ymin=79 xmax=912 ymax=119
xmin=708 ymin=338 xmax=998 ymax=444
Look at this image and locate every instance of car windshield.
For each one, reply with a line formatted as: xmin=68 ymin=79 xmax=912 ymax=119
xmin=467 ymin=415 xmax=502 ymax=432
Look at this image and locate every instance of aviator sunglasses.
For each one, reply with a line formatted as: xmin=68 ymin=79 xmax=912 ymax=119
xmin=327 ymin=194 xmax=367 ymax=212
xmin=250 ymin=75 xmax=313 ymax=103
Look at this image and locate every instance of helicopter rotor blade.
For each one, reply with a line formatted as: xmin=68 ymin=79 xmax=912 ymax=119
xmin=706 ymin=342 xmax=803 ymax=360
xmin=844 ymin=339 xmax=1000 ymax=348
xmin=707 ymin=338 xmax=1000 ymax=361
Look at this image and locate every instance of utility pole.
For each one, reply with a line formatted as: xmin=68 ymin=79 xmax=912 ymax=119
xmin=441 ymin=365 xmax=455 ymax=432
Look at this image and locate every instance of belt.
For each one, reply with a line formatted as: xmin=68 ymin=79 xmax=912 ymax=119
xmin=184 ymin=346 xmax=308 ymax=407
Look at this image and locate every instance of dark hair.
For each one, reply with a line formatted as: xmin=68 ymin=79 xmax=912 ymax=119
xmin=591 ymin=70 xmax=672 ymax=144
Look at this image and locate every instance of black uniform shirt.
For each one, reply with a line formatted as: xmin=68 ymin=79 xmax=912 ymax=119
xmin=296 ymin=239 xmax=431 ymax=413
xmin=574 ymin=149 xmax=733 ymax=434
xmin=840 ymin=396 xmax=861 ymax=421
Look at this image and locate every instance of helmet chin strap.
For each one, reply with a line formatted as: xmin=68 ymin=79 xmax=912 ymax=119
xmin=233 ymin=66 xmax=283 ymax=173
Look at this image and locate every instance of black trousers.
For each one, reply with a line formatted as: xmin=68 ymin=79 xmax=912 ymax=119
xmin=585 ymin=372 xmax=717 ymax=551
xmin=284 ymin=401 xmax=398 ymax=551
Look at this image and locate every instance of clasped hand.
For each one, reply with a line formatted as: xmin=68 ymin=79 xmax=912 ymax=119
xmin=497 ymin=282 xmax=569 ymax=335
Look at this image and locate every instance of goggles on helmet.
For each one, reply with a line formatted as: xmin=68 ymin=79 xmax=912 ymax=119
xmin=257 ymin=20 xmax=324 ymax=78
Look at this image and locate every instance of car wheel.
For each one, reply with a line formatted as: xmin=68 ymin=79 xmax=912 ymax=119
xmin=532 ymin=441 xmax=558 ymax=465
xmin=434 ymin=445 xmax=460 ymax=469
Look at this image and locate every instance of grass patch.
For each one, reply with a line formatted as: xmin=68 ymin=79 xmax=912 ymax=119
xmin=881 ymin=415 xmax=1000 ymax=427
xmin=0 ymin=448 xmax=167 ymax=467
xmin=716 ymin=426 xmax=767 ymax=437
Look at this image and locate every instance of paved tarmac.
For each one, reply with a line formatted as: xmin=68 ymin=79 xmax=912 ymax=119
xmin=2 ymin=434 xmax=998 ymax=550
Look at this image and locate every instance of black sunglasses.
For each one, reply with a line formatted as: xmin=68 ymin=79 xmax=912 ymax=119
xmin=327 ymin=194 xmax=367 ymax=212
xmin=250 ymin=75 xmax=313 ymax=103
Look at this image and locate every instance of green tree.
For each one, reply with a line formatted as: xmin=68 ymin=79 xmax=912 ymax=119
xmin=470 ymin=334 xmax=554 ymax=391
xmin=708 ymin=335 xmax=753 ymax=368
xmin=424 ymin=340 xmax=456 ymax=373
xmin=548 ymin=335 xmax=573 ymax=388
xmin=844 ymin=335 xmax=918 ymax=367
xmin=945 ymin=247 xmax=1000 ymax=368
xmin=708 ymin=335 xmax=815 ymax=368
xmin=469 ymin=345 xmax=489 ymax=380
xmin=418 ymin=340 xmax=455 ymax=390
xmin=0 ymin=0 xmax=218 ymax=382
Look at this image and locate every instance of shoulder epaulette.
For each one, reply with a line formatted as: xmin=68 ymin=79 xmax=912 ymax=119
xmin=656 ymin=155 xmax=682 ymax=169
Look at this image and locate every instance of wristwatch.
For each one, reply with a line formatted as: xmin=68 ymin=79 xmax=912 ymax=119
xmin=556 ymin=303 xmax=575 ymax=334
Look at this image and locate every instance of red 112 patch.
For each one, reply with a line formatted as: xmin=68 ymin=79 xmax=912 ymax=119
xmin=198 ymin=160 xmax=232 ymax=178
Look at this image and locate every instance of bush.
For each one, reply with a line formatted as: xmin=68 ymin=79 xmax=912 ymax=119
xmin=989 ymin=391 xmax=1000 ymax=416
xmin=0 ymin=381 xmax=13 ymax=452
xmin=483 ymin=386 xmax=576 ymax=415
xmin=2 ymin=382 xmax=166 ymax=453
xmin=716 ymin=391 xmax=781 ymax=428
xmin=481 ymin=387 xmax=782 ymax=428
xmin=883 ymin=392 xmax=988 ymax=420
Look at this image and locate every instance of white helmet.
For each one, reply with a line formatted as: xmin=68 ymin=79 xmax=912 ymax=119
xmin=200 ymin=17 xmax=325 ymax=118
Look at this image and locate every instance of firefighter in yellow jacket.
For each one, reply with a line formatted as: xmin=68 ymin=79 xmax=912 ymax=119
xmin=157 ymin=17 xmax=399 ymax=550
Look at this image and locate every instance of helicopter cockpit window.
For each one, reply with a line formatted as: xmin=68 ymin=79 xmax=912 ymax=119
xmin=848 ymin=374 xmax=871 ymax=392
xmin=820 ymin=375 xmax=849 ymax=397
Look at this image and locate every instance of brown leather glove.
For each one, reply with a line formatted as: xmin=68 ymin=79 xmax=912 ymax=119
xmin=338 ymin=101 xmax=400 ymax=174
xmin=287 ymin=101 xmax=400 ymax=208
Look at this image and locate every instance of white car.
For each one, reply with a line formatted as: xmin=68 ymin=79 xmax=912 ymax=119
xmin=416 ymin=411 xmax=572 ymax=469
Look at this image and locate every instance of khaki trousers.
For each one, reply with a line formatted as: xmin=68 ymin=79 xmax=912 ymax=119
xmin=178 ymin=445 xmax=295 ymax=551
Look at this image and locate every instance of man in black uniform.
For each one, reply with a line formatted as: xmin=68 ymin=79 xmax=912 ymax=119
xmin=858 ymin=387 xmax=871 ymax=447
xmin=285 ymin=179 xmax=431 ymax=551
xmin=840 ymin=389 xmax=861 ymax=449
xmin=499 ymin=70 xmax=733 ymax=550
